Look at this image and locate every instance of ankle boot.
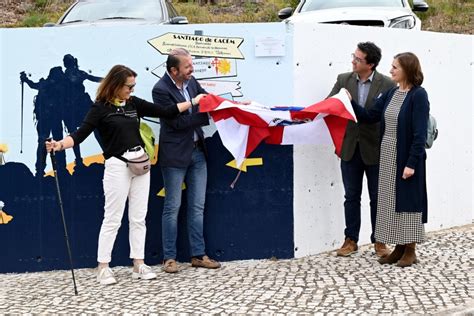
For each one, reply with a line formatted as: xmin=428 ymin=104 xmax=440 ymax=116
xmin=396 ymin=243 xmax=418 ymax=267
xmin=378 ymin=244 xmax=405 ymax=264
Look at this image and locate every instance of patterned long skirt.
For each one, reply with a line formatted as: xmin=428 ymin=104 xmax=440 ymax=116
xmin=374 ymin=90 xmax=425 ymax=244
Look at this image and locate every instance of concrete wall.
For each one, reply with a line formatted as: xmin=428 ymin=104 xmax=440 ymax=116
xmin=291 ymin=23 xmax=473 ymax=257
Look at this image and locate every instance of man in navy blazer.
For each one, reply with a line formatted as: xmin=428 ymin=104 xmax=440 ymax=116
xmin=328 ymin=42 xmax=395 ymax=258
xmin=152 ymin=48 xmax=221 ymax=273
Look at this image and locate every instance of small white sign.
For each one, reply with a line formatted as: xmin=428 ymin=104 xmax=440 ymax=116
xmin=255 ymin=36 xmax=286 ymax=57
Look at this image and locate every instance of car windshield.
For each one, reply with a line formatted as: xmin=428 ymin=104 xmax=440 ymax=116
xmin=300 ymin=0 xmax=404 ymax=12
xmin=61 ymin=0 xmax=164 ymax=23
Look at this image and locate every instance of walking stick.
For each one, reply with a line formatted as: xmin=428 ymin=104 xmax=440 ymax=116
xmin=47 ymin=138 xmax=78 ymax=295
xmin=20 ymin=76 xmax=24 ymax=153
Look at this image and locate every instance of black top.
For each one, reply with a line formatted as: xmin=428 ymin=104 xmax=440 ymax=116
xmin=70 ymin=96 xmax=179 ymax=159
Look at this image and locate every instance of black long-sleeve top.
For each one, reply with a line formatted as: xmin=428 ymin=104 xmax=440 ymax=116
xmin=70 ymin=96 xmax=179 ymax=159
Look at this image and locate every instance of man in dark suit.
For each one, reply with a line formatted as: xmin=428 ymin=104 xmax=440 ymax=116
xmin=152 ymin=48 xmax=220 ymax=273
xmin=328 ymin=42 xmax=396 ymax=257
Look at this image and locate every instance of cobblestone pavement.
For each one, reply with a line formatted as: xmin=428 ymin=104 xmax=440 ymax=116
xmin=1 ymin=224 xmax=473 ymax=314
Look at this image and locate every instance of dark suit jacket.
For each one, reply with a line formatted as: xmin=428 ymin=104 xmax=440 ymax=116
xmin=152 ymin=73 xmax=209 ymax=168
xmin=328 ymin=70 xmax=395 ymax=165
xmin=352 ymin=86 xmax=429 ymax=222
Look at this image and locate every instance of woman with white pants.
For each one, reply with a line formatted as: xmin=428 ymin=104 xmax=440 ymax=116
xmin=46 ymin=65 xmax=195 ymax=285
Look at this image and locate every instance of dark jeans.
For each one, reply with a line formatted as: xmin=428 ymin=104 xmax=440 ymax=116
xmin=340 ymin=145 xmax=379 ymax=243
xmin=161 ymin=147 xmax=207 ymax=260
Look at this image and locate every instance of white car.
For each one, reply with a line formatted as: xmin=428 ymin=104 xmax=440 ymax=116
xmin=44 ymin=0 xmax=188 ymax=27
xmin=279 ymin=0 xmax=429 ymax=30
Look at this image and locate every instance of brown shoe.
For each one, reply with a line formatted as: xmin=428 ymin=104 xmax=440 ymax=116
xmin=191 ymin=255 xmax=221 ymax=269
xmin=378 ymin=244 xmax=405 ymax=264
xmin=374 ymin=242 xmax=391 ymax=257
xmin=336 ymin=238 xmax=358 ymax=257
xmin=396 ymin=243 xmax=418 ymax=267
xmin=163 ymin=259 xmax=178 ymax=273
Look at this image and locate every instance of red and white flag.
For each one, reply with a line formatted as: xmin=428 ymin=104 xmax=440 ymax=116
xmin=200 ymin=89 xmax=356 ymax=167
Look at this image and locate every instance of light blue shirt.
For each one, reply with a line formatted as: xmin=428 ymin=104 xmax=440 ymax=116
xmin=357 ymin=71 xmax=374 ymax=107
xmin=167 ymin=71 xmax=198 ymax=141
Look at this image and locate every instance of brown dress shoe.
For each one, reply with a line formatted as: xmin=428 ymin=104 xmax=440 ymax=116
xmin=191 ymin=255 xmax=221 ymax=269
xmin=163 ymin=259 xmax=178 ymax=273
xmin=336 ymin=238 xmax=358 ymax=257
xmin=374 ymin=242 xmax=391 ymax=257
xmin=396 ymin=243 xmax=418 ymax=267
xmin=378 ymin=244 xmax=405 ymax=264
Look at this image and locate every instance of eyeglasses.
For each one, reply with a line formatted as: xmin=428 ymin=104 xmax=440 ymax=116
xmin=124 ymin=83 xmax=136 ymax=90
xmin=351 ymin=53 xmax=366 ymax=64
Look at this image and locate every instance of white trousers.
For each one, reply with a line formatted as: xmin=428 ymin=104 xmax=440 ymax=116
xmin=97 ymin=148 xmax=150 ymax=263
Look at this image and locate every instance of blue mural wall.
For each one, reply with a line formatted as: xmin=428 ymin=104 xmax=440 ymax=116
xmin=0 ymin=23 xmax=295 ymax=272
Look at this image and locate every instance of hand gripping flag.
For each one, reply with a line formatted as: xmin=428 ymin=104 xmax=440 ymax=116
xmin=199 ymin=89 xmax=356 ymax=168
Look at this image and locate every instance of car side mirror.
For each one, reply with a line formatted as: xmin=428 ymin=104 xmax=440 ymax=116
xmin=43 ymin=22 xmax=56 ymax=27
xmin=169 ymin=16 xmax=188 ymax=24
xmin=278 ymin=7 xmax=294 ymax=20
xmin=412 ymin=0 xmax=429 ymax=12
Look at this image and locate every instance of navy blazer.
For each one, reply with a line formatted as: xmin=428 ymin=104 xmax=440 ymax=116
xmin=352 ymin=86 xmax=429 ymax=223
xmin=152 ymin=73 xmax=209 ymax=168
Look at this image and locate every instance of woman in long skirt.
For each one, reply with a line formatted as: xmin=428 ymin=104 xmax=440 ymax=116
xmin=349 ymin=52 xmax=430 ymax=267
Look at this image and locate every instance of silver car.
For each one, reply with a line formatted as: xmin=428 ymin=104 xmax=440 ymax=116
xmin=279 ymin=0 xmax=429 ymax=30
xmin=44 ymin=0 xmax=188 ymax=26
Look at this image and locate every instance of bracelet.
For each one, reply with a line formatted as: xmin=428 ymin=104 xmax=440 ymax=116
xmin=59 ymin=141 xmax=64 ymax=151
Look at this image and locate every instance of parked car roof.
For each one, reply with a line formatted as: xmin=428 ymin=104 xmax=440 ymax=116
xmin=279 ymin=0 xmax=429 ymax=30
xmin=44 ymin=0 xmax=188 ymax=27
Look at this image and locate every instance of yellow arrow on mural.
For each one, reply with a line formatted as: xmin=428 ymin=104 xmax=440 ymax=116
xmin=148 ymin=32 xmax=244 ymax=59
xmin=226 ymin=158 xmax=263 ymax=172
xmin=157 ymin=158 xmax=263 ymax=196
xmin=0 ymin=210 xmax=13 ymax=224
xmin=157 ymin=182 xmax=187 ymax=197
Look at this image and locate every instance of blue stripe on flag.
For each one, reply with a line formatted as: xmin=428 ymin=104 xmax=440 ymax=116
xmin=271 ymin=106 xmax=304 ymax=111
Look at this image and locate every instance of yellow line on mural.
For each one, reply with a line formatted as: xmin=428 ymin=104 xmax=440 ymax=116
xmin=45 ymin=145 xmax=159 ymax=177
xmin=157 ymin=182 xmax=186 ymax=197
xmin=44 ymin=153 xmax=105 ymax=177
xmin=226 ymin=158 xmax=263 ymax=172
